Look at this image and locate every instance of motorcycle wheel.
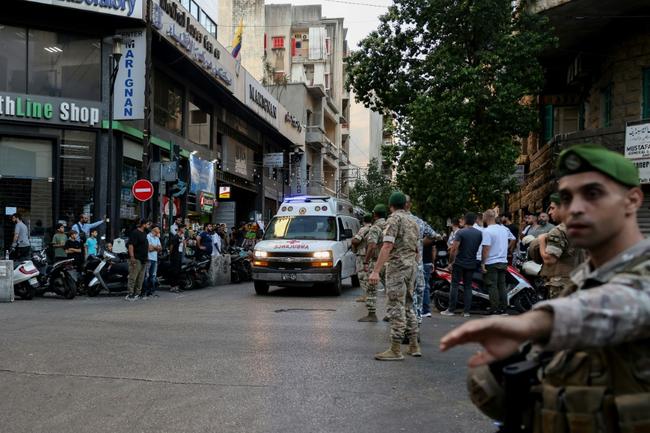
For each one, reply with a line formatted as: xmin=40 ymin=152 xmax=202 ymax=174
xmin=63 ymin=275 xmax=76 ymax=300
xmin=512 ymin=289 xmax=536 ymax=313
xmin=15 ymin=283 xmax=35 ymax=300
xmin=231 ymin=270 xmax=240 ymax=284
xmin=86 ymin=284 xmax=100 ymax=297
xmin=432 ymin=281 xmax=450 ymax=312
xmin=180 ymin=274 xmax=194 ymax=291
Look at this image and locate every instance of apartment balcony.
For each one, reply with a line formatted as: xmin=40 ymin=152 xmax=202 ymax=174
xmin=324 ymin=141 xmax=338 ymax=161
xmin=341 ymin=121 xmax=350 ymax=138
xmin=292 ymin=47 xmax=326 ymax=64
xmin=306 ymin=126 xmax=327 ymax=149
xmin=339 ymin=149 xmax=349 ymax=167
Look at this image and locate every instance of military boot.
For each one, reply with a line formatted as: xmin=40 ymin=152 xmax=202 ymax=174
xmin=358 ymin=312 xmax=378 ymax=322
xmin=407 ymin=337 xmax=422 ymax=357
xmin=355 ymin=296 xmax=367 ymax=303
xmin=374 ymin=342 xmax=404 ymax=361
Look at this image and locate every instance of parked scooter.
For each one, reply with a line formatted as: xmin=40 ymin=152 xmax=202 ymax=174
xmin=83 ymin=250 xmax=130 ymax=297
xmin=228 ymin=247 xmax=252 ymax=283
xmin=10 ymin=251 xmax=40 ymax=300
xmin=431 ymin=265 xmax=538 ymax=313
xmin=31 ymin=250 xmax=77 ymax=299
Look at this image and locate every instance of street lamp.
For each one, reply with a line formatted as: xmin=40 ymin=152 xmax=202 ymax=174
xmin=106 ymin=34 xmax=123 ymax=239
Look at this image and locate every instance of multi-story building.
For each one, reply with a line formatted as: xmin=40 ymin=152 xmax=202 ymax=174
xmin=509 ymin=0 xmax=650 ymax=233
xmin=0 ymin=0 xmax=304 ymax=251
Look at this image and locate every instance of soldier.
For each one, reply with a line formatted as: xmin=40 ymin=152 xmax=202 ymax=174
xmin=358 ymin=204 xmax=388 ymax=322
xmin=369 ymin=192 xmax=420 ymax=361
xmin=351 ymin=213 xmax=373 ymax=303
xmin=405 ymin=195 xmax=436 ymax=325
xmin=440 ymin=143 xmax=650 ymax=431
xmin=536 ymin=193 xmax=584 ymax=299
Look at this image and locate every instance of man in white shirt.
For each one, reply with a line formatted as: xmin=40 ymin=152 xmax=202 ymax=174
xmin=480 ymin=210 xmax=516 ymax=314
xmin=473 ymin=213 xmax=485 ymax=266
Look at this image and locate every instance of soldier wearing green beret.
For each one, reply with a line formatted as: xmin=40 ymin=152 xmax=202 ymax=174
xmin=369 ymin=192 xmax=421 ymax=360
xmin=358 ymin=204 xmax=388 ymax=322
xmin=441 ymin=143 xmax=650 ymax=432
xmin=352 ymin=213 xmax=373 ymax=303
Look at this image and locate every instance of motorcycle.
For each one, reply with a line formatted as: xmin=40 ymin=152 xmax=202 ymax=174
xmin=228 ymin=247 xmax=252 ymax=284
xmin=10 ymin=253 xmax=40 ymax=300
xmin=157 ymin=254 xmax=195 ymax=291
xmin=431 ymin=265 xmax=538 ymax=314
xmin=190 ymin=254 xmax=212 ymax=289
xmin=31 ymin=250 xmax=77 ymax=299
xmin=83 ymin=251 xmax=130 ymax=297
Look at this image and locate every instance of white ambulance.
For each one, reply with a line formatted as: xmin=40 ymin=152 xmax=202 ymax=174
xmin=252 ymin=196 xmax=361 ymax=295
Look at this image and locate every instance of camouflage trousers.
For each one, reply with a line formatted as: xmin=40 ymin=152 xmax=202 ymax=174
xmin=412 ymin=262 xmax=425 ymax=323
xmin=365 ymin=260 xmax=385 ymax=314
xmin=386 ymin=262 xmax=418 ymax=343
xmin=545 ymin=276 xmax=573 ymax=299
xmin=356 ymin=256 xmax=369 ymax=295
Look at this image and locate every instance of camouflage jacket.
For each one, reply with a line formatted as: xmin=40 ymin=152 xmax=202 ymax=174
xmin=366 ymin=218 xmax=387 ymax=261
xmin=353 ymin=224 xmax=371 ymax=256
xmin=533 ymin=237 xmax=650 ymax=351
xmin=383 ymin=210 xmax=419 ymax=269
xmin=539 ymin=223 xmax=584 ymax=279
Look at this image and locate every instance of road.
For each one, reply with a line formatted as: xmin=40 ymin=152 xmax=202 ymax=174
xmin=0 ymin=282 xmax=492 ymax=433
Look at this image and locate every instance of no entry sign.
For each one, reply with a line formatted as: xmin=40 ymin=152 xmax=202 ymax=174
xmin=132 ymin=179 xmax=154 ymax=202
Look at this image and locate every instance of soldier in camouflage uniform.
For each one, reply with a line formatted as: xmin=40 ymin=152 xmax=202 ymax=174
xmin=537 ymin=193 xmax=584 ymax=298
xmin=358 ymin=204 xmax=388 ymax=322
xmin=351 ymin=213 xmax=373 ymax=303
xmin=369 ymin=192 xmax=420 ymax=361
xmin=405 ymin=195 xmax=436 ymax=325
xmin=441 ymin=143 xmax=650 ymax=432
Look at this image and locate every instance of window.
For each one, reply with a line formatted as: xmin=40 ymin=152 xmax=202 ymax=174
xmin=154 ymin=70 xmax=184 ymax=135
xmin=272 ymin=36 xmax=285 ymax=49
xmin=59 ymin=130 xmax=96 ymax=222
xmin=264 ymin=216 xmax=337 ymax=241
xmin=325 ymin=37 xmax=331 ymax=55
xmin=643 ymin=68 xmax=650 ymax=120
xmin=190 ymin=0 xmax=200 ymax=20
xmin=188 ymin=94 xmax=211 ymax=147
xmin=0 ymin=25 xmax=27 ymax=93
xmin=0 ymin=137 xmax=52 ymax=178
xmin=553 ymin=106 xmax=579 ymax=136
xmin=180 ymin=0 xmax=189 ymax=9
xmin=543 ymin=104 xmax=554 ymax=143
xmin=601 ymin=83 xmax=612 ymax=128
xmin=28 ymin=29 xmax=101 ymax=100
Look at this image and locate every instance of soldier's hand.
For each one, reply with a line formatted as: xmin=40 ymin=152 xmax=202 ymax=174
xmin=368 ymin=271 xmax=380 ymax=286
xmin=439 ymin=311 xmax=554 ymax=367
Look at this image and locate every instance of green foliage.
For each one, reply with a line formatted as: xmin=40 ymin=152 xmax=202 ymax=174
xmin=349 ymin=158 xmax=395 ymax=212
xmin=347 ymin=0 xmax=556 ymax=220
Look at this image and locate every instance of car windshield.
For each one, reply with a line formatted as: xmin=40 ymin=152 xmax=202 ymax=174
xmin=264 ymin=216 xmax=337 ymax=241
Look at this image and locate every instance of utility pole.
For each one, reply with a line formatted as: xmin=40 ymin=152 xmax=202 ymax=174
xmin=141 ymin=0 xmax=153 ymax=220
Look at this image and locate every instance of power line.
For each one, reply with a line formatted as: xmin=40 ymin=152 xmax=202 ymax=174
xmin=321 ymin=0 xmax=391 ymax=8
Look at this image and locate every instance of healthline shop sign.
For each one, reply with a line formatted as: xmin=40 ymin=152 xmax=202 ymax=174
xmin=24 ymin=0 xmax=144 ymax=19
xmin=0 ymin=93 xmax=102 ymax=128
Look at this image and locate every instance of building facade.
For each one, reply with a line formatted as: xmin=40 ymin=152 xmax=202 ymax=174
xmin=509 ymin=0 xmax=650 ymax=233
xmin=0 ymin=0 xmax=304 ymax=252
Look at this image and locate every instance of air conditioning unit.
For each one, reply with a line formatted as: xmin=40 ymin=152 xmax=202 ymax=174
xmin=302 ymin=34 xmax=308 ymax=40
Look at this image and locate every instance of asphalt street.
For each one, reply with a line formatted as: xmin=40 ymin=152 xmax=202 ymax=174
xmin=0 ymin=281 xmax=493 ymax=433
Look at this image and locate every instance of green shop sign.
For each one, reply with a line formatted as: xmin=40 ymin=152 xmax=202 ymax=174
xmin=0 ymin=93 xmax=102 ymax=128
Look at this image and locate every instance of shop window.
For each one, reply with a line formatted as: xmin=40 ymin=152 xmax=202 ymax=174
xmin=120 ymin=158 xmax=142 ymax=223
xmin=0 ymin=25 xmax=27 ymax=93
xmin=0 ymin=137 xmax=52 ymax=178
xmin=154 ymin=70 xmax=184 ymax=135
xmin=58 ymin=130 xmax=96 ymax=226
xmin=188 ymin=94 xmax=211 ymax=147
xmin=28 ymin=29 xmax=101 ymax=100
xmin=601 ymin=83 xmax=612 ymax=128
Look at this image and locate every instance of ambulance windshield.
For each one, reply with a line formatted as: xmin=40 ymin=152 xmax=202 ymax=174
xmin=264 ymin=216 xmax=337 ymax=241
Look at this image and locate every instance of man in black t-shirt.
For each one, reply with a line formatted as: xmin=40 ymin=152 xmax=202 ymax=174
xmin=65 ymin=230 xmax=84 ymax=271
xmin=126 ymin=219 xmax=150 ymax=301
xmin=441 ymin=212 xmax=483 ymax=317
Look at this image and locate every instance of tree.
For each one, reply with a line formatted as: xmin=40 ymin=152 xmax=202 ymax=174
xmin=347 ymin=0 xmax=555 ymax=220
xmin=349 ymin=158 xmax=395 ymax=212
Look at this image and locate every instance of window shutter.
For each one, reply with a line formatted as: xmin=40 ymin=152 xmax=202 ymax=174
xmin=543 ymin=104 xmax=554 ymax=143
xmin=291 ymin=37 xmax=297 ymax=57
xmin=643 ymin=68 xmax=650 ymax=120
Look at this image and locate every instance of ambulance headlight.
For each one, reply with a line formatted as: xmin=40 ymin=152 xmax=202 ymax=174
xmin=254 ymin=250 xmax=268 ymax=258
xmin=313 ymin=251 xmax=332 ymax=259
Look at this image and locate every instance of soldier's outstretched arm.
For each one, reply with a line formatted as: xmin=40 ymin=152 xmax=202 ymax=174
xmin=531 ymin=278 xmax=650 ymax=350
xmin=439 ymin=311 xmax=554 ymax=367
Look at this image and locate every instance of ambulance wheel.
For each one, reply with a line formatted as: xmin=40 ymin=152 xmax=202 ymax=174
xmin=254 ymin=281 xmax=269 ymax=295
xmin=331 ymin=265 xmax=343 ymax=296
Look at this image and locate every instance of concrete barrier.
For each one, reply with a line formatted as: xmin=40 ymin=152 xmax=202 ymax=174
xmin=0 ymin=260 xmax=14 ymax=302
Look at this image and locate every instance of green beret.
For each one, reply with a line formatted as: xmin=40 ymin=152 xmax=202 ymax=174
xmin=373 ymin=204 xmax=387 ymax=218
xmin=363 ymin=213 xmax=373 ymax=223
xmin=557 ymin=143 xmax=640 ymax=187
xmin=549 ymin=193 xmax=561 ymax=205
xmin=388 ymin=191 xmax=407 ymax=207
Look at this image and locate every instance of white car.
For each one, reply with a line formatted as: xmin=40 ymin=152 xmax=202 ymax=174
xmin=252 ymin=196 xmax=361 ymax=295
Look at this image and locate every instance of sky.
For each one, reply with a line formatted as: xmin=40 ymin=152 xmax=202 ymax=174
xmin=264 ymin=0 xmax=392 ymax=169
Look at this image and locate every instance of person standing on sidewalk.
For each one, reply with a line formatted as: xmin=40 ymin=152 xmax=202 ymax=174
xmin=73 ymin=213 xmax=107 ymax=240
xmin=168 ymin=226 xmax=186 ymax=293
xmin=351 ymin=213 xmax=372 ymax=304
xmin=126 ymin=219 xmax=149 ymax=301
xmin=480 ymin=210 xmax=516 ymax=315
xmin=52 ymin=223 xmax=68 ymax=263
xmin=144 ymin=226 xmax=162 ymax=298
xmin=64 ymin=229 xmax=84 ymax=271
xmin=369 ymin=192 xmax=420 ymax=361
xmin=441 ymin=212 xmax=483 ymax=317
xmin=11 ymin=213 xmax=30 ymax=260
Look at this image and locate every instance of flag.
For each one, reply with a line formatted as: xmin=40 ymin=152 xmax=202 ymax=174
xmin=231 ymin=19 xmax=243 ymax=59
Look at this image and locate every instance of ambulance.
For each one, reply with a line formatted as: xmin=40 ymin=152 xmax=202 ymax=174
xmin=252 ymin=196 xmax=361 ymax=295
